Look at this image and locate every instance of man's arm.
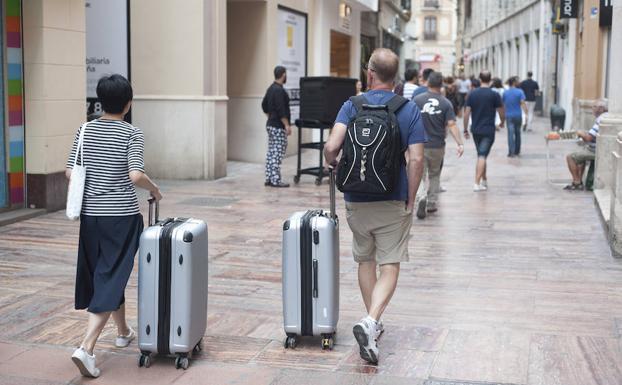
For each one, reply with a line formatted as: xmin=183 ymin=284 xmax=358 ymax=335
xmin=521 ymin=100 xmax=528 ymax=115
xmin=577 ymin=131 xmax=595 ymax=142
xmin=497 ymin=106 xmax=505 ymax=128
xmin=406 ymin=143 xmax=425 ymax=211
xmin=323 ymin=122 xmax=348 ymax=166
xmin=447 ymin=120 xmax=464 ymax=157
xmin=463 ymin=107 xmax=471 ymax=139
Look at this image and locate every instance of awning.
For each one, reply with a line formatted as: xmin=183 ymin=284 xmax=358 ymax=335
xmin=417 ymin=53 xmax=436 ymax=62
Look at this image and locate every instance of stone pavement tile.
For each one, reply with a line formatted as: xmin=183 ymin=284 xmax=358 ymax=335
xmin=0 ymin=345 xmax=110 ymax=383
xmin=69 ymin=354 xmax=184 ymax=385
xmin=0 ymin=374 xmax=65 ymax=385
xmin=0 ymin=295 xmax=73 ymax=340
xmin=251 ymin=339 xmax=348 ymax=370
xmin=0 ymin=342 xmax=28 ymax=363
xmin=199 ymin=335 xmax=271 ymax=364
xmin=429 ymin=330 xmax=530 ymax=385
xmin=338 ymin=347 xmax=436 ymax=378
xmin=370 ymin=376 xmax=425 ymax=385
xmin=171 ymin=362 xmax=278 ymax=385
xmin=527 ymin=334 xmax=622 ymax=385
xmin=15 ymin=316 xmax=83 ymax=346
xmin=269 ymin=368 xmax=374 ymax=385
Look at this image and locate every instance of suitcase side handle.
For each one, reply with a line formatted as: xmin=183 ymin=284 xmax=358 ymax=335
xmin=328 ymin=166 xmax=336 ymax=221
xmin=148 ymin=198 xmax=159 ymax=226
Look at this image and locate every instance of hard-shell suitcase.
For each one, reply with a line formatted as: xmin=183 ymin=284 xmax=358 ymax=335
xmin=137 ymin=200 xmax=208 ymax=370
xmin=282 ymin=169 xmax=339 ymax=350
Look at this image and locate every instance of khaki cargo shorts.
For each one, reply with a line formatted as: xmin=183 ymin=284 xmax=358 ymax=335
xmin=345 ymin=200 xmax=413 ymax=265
xmin=569 ymin=147 xmax=595 ymax=165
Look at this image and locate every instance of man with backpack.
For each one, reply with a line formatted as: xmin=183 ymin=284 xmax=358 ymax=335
xmin=413 ymin=71 xmax=464 ymax=219
xmin=324 ymin=48 xmax=426 ymax=365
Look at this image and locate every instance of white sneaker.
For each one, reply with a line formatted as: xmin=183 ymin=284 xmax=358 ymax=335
xmin=416 ymin=197 xmax=427 ymax=219
xmin=353 ymin=317 xmax=379 ymax=364
xmin=115 ymin=327 xmax=136 ymax=348
xmin=439 ymin=186 xmax=447 ymax=193
xmin=473 ymin=183 xmax=488 ymax=192
xmin=71 ymin=347 xmax=101 ymax=378
xmin=480 ymin=179 xmax=488 ymax=188
xmin=375 ymin=320 xmax=385 ymax=340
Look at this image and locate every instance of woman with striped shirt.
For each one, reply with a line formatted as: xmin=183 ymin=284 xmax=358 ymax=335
xmin=66 ymin=75 xmax=162 ymax=378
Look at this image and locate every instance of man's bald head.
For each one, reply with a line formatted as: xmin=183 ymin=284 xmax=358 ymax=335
xmin=368 ymin=48 xmax=399 ymax=84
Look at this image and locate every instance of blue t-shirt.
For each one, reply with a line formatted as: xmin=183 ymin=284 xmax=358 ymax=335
xmin=335 ymin=90 xmax=427 ymax=202
xmin=466 ymin=87 xmax=502 ymax=136
xmin=411 ymin=86 xmax=428 ymax=99
xmin=502 ymin=87 xmax=526 ymax=118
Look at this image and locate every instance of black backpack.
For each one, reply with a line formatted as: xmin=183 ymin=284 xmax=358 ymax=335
xmin=336 ymin=94 xmax=408 ymax=195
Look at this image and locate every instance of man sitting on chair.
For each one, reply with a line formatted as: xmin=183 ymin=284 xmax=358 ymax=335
xmin=564 ymin=99 xmax=607 ymax=190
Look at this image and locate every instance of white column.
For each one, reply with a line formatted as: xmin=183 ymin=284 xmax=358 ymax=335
xmin=520 ymin=34 xmax=528 ymax=78
xmin=595 ymin=2 xmax=622 ymax=255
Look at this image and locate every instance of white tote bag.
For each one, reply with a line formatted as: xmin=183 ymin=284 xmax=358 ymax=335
xmin=66 ymin=123 xmax=87 ymax=220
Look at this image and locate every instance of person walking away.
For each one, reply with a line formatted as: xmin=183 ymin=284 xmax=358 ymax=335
xmin=324 ymin=48 xmax=426 ymax=364
xmin=491 ymin=77 xmax=505 ymax=131
xmin=66 ymin=74 xmax=162 ymax=378
xmin=413 ymin=72 xmax=464 ymax=219
xmin=519 ymin=71 xmax=540 ymax=132
xmin=457 ymin=73 xmax=471 ymax=116
xmin=463 ymin=71 xmax=505 ymax=191
xmin=402 ymin=69 xmax=419 ymax=100
xmin=564 ymin=99 xmax=608 ymax=190
xmin=444 ymin=76 xmax=460 ymax=118
xmin=503 ymin=76 xmax=528 ymax=157
xmin=261 ymin=66 xmax=293 ymax=187
xmin=411 ymin=68 xmax=434 ymax=99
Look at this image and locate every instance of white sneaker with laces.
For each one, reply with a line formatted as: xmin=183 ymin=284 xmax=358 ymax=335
xmin=480 ymin=179 xmax=488 ymax=188
xmin=353 ymin=317 xmax=379 ymax=364
xmin=473 ymin=183 xmax=488 ymax=192
xmin=115 ymin=327 xmax=136 ymax=348
xmin=71 ymin=347 xmax=101 ymax=378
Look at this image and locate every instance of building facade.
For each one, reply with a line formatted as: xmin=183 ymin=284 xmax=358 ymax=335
xmin=378 ymin=0 xmax=412 ymax=76
xmin=1 ymin=0 xmax=388 ymax=214
xmin=404 ymin=0 xmax=457 ymax=75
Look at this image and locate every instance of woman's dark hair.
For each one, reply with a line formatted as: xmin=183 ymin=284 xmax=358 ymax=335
xmin=471 ymin=78 xmax=481 ymax=88
xmin=492 ymin=77 xmax=503 ymax=89
xmin=405 ymin=68 xmax=419 ymax=81
xmin=96 ymin=74 xmax=133 ymax=114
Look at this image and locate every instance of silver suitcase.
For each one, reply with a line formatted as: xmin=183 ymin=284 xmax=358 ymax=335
xmin=137 ymin=200 xmax=208 ymax=370
xmin=282 ymin=169 xmax=339 ymax=350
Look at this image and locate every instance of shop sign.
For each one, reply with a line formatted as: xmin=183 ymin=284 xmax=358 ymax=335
xmin=85 ymin=0 xmax=130 ymax=117
xmin=560 ymin=0 xmax=578 ymax=19
xmin=277 ymin=6 xmax=307 ymax=123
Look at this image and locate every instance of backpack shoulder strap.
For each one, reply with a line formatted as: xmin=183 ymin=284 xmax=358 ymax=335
xmin=385 ymin=95 xmax=408 ymax=114
xmin=349 ymin=95 xmax=368 ymax=113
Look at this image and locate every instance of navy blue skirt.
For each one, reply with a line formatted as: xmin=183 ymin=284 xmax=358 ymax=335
xmin=75 ymin=214 xmax=144 ymax=313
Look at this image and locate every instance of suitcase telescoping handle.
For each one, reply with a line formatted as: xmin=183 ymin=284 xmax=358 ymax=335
xmin=148 ymin=198 xmax=159 ymax=226
xmin=328 ymin=166 xmax=336 ymax=221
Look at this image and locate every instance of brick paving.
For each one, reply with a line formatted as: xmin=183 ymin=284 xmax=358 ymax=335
xmin=1 ymin=117 xmax=622 ymax=384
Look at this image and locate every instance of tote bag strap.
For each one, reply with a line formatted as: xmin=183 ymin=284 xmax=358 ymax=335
xmin=73 ymin=123 xmax=88 ymax=167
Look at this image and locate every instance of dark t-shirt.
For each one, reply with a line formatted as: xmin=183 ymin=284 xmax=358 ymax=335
xmin=335 ymin=90 xmax=427 ymax=202
xmin=466 ymin=87 xmax=502 ymax=136
xmin=261 ymin=82 xmax=290 ymax=128
xmin=519 ymin=79 xmax=539 ymax=101
xmin=414 ymin=91 xmax=456 ymax=149
xmin=411 ymin=86 xmax=428 ymax=99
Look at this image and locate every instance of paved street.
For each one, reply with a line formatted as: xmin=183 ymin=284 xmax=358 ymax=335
xmin=1 ymin=117 xmax=622 ymax=385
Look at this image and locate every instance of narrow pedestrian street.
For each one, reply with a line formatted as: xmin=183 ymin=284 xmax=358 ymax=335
xmin=1 ymin=117 xmax=622 ymax=385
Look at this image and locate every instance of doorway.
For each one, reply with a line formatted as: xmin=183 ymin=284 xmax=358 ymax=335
xmin=330 ymin=30 xmax=351 ymax=77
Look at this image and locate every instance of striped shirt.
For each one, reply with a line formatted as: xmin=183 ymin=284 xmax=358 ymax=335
xmin=66 ymin=119 xmax=145 ymax=216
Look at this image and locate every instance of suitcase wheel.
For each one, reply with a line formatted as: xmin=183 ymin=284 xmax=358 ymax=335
xmin=321 ymin=334 xmax=335 ymax=350
xmin=138 ymin=353 xmax=151 ymax=368
xmin=175 ymin=355 xmax=189 ymax=370
xmin=293 ymin=175 xmax=300 ymax=184
xmin=193 ymin=338 xmax=203 ymax=354
xmin=284 ymin=335 xmax=298 ymax=349
xmin=315 ymin=177 xmax=322 ymax=186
